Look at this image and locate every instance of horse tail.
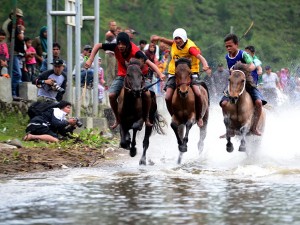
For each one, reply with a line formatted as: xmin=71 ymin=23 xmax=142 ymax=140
xmin=199 ymin=81 xmax=210 ymax=106
xmin=152 ymin=111 xmax=167 ymax=135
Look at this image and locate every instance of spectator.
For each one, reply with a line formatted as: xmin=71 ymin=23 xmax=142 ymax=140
xmin=32 ymin=26 xmax=47 ymax=69
xmin=98 ymin=57 xmax=105 ymax=103
xmin=24 ymin=37 xmax=37 ymax=82
xmin=212 ymin=63 xmax=230 ymax=100
xmin=3 ymin=8 xmax=25 ymax=43
xmin=0 ymin=54 xmax=9 ymax=78
xmin=105 ymin=21 xmax=118 ymax=87
xmin=23 ymin=101 xmax=78 ymax=142
xmin=78 ymin=45 xmax=94 ymax=87
xmin=138 ymin=39 xmax=147 ymax=52
xmin=201 ymin=69 xmax=216 ymax=102
xmin=34 ymin=59 xmax=67 ymax=103
xmin=40 ymin=42 xmax=67 ymax=73
xmin=262 ymin=66 xmax=281 ymax=106
xmin=124 ymin=28 xmax=138 ymax=42
xmin=145 ymin=42 xmax=159 ymax=82
xmin=11 ymin=26 xmax=26 ymax=100
xmin=0 ymin=29 xmax=9 ymax=61
xmin=245 ymin=45 xmax=263 ymax=85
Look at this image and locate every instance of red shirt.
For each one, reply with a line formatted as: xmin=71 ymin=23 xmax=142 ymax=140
xmin=102 ymin=42 xmax=148 ymax=77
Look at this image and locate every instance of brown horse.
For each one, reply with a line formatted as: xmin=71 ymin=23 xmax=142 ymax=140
xmin=222 ymin=62 xmax=266 ymax=152
xmin=118 ymin=58 xmax=166 ymax=165
xmin=171 ymin=58 xmax=209 ymax=164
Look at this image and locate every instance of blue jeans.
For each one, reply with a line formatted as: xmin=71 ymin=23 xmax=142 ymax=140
xmin=12 ymin=55 xmax=23 ymax=96
xmin=81 ymin=69 xmax=94 ymax=86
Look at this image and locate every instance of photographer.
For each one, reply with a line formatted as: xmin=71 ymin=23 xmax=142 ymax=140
xmin=33 ymin=59 xmax=67 ymax=102
xmin=23 ymin=101 xmax=79 ymax=142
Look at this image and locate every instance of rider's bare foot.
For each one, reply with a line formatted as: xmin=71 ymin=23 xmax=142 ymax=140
xmin=251 ymin=129 xmax=262 ymax=136
xmin=197 ymin=118 xmax=203 ymax=127
xmin=110 ymin=121 xmax=119 ymax=129
xmin=145 ymin=118 xmax=153 ymax=127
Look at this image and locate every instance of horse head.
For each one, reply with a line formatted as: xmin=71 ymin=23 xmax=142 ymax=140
xmin=227 ymin=62 xmax=249 ymax=104
xmin=125 ymin=58 xmax=145 ymax=98
xmin=175 ymin=58 xmax=192 ymax=98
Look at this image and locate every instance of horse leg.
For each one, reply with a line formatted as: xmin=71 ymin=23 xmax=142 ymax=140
xmin=130 ymin=129 xmax=137 ymax=157
xmin=198 ymin=110 xmax=209 ymax=153
xmin=226 ymin=136 xmax=234 ymax=152
xmin=177 ymin=152 xmax=184 ymax=165
xmin=238 ymin=126 xmax=247 ymax=152
xmin=180 ymin=120 xmax=193 ymax=153
xmin=120 ymin=126 xmax=130 ymax=150
xmin=171 ymin=121 xmax=183 ymax=146
xmin=139 ymin=126 xmax=152 ymax=165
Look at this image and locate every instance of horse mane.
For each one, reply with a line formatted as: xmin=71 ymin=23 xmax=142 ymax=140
xmin=128 ymin=58 xmax=142 ymax=67
xmin=175 ymin=58 xmax=191 ymax=68
xmin=233 ymin=61 xmax=251 ymax=77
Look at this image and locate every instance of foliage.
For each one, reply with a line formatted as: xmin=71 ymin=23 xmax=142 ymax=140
xmin=1 ymin=0 xmax=300 ymax=72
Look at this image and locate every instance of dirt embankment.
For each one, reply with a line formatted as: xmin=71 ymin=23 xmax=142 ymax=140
xmin=0 ymin=143 xmax=124 ymax=177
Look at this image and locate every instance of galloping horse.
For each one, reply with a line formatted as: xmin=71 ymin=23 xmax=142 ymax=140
xmin=222 ymin=62 xmax=265 ymax=152
xmin=118 ymin=58 xmax=166 ymax=165
xmin=171 ymin=58 xmax=209 ymax=164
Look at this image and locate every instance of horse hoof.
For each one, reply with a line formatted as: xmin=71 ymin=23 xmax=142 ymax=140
xmin=139 ymin=159 xmax=146 ymax=165
xmin=239 ymin=146 xmax=246 ymax=152
xmin=179 ymin=145 xmax=187 ymax=152
xmin=226 ymin=144 xmax=234 ymax=153
xmin=130 ymin=147 xmax=137 ymax=157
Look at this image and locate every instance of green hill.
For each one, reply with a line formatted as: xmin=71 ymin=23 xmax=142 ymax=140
xmin=1 ymin=0 xmax=300 ymax=73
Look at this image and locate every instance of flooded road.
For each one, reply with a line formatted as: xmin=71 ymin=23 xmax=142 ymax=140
xmin=1 ymin=101 xmax=300 ymax=225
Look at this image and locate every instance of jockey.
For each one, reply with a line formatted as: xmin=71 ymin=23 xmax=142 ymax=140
xmin=85 ymin=32 xmax=165 ymax=129
xmin=151 ymin=28 xmax=210 ymax=127
xmin=221 ymin=33 xmax=267 ymax=136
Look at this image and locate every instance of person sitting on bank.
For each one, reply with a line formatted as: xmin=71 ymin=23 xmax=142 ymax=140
xmin=33 ymin=59 xmax=67 ymax=103
xmin=23 ymin=101 xmax=77 ymax=142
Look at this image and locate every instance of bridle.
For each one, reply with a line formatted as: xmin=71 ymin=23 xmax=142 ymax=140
xmin=226 ymin=69 xmax=246 ymax=104
xmin=124 ymin=64 xmax=144 ymax=97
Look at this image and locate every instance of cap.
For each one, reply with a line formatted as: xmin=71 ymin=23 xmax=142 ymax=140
xmin=117 ymin=32 xmax=131 ymax=46
xmin=173 ymin=28 xmax=187 ymax=42
xmin=218 ymin=63 xmax=223 ymax=67
xmin=83 ymin=45 xmax=92 ymax=50
xmin=51 ymin=59 xmax=65 ymax=66
xmin=265 ymin=66 xmax=271 ymax=70
xmin=11 ymin=8 xmax=23 ymax=17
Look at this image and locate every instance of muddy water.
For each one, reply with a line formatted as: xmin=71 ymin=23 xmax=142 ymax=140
xmin=1 ymin=101 xmax=300 ymax=225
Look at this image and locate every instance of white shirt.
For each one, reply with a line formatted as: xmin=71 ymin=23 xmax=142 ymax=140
xmin=262 ymin=72 xmax=279 ymax=89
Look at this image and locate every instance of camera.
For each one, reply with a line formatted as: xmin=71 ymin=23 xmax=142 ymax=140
xmin=51 ymin=82 xmax=65 ymax=93
xmin=74 ymin=117 xmax=83 ymax=127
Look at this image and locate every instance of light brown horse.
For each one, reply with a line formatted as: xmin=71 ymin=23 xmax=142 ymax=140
xmin=171 ymin=58 xmax=209 ymax=164
xmin=222 ymin=62 xmax=265 ymax=152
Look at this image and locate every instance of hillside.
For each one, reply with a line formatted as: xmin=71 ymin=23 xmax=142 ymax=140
xmin=1 ymin=0 xmax=300 ymax=73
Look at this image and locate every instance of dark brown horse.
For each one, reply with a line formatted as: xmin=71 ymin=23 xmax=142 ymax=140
xmin=118 ymin=58 xmax=166 ymax=165
xmin=171 ymin=58 xmax=209 ymax=164
xmin=222 ymin=62 xmax=265 ymax=152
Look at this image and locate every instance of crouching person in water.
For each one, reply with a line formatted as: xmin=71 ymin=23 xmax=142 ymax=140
xmin=85 ymin=32 xmax=165 ymax=129
xmin=23 ymin=101 xmax=78 ymax=142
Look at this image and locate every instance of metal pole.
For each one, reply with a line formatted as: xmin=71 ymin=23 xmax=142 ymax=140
xmin=75 ymin=0 xmax=81 ymax=117
xmin=66 ymin=25 xmax=73 ymax=103
xmin=92 ymin=0 xmax=100 ymax=116
xmin=47 ymin=0 xmax=53 ymax=70
xmin=9 ymin=0 xmax=17 ymax=77
xmin=54 ymin=0 xmax=58 ymax=42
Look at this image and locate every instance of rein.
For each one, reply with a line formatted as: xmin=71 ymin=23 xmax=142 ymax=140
xmin=176 ymin=81 xmax=191 ymax=88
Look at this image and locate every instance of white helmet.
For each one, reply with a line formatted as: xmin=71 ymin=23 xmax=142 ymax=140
xmin=173 ymin=28 xmax=187 ymax=42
